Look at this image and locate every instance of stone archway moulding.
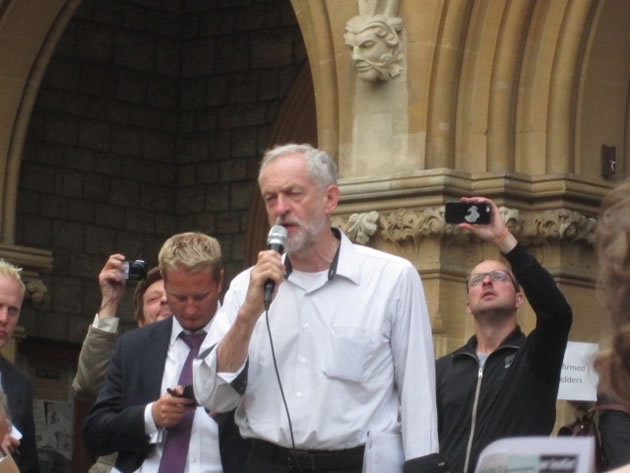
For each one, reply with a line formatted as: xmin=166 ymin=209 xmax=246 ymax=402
xmin=0 ymin=0 xmax=81 ymax=245
xmin=0 ymin=0 xmax=77 ymax=302
xmin=245 ymin=63 xmax=318 ymax=266
xmin=289 ymin=0 xmax=618 ymax=205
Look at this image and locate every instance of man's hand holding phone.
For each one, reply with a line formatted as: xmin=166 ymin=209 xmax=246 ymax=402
xmin=445 ymin=201 xmax=491 ymax=225
xmin=167 ymin=384 xmax=195 ymax=401
xmin=447 ymin=197 xmax=517 ymax=253
xmin=152 ymin=385 xmax=196 ymax=428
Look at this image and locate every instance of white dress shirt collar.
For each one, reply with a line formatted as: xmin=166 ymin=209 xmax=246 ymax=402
xmin=169 ymin=313 xmax=216 ymax=348
xmin=284 ymin=228 xmax=362 ymax=286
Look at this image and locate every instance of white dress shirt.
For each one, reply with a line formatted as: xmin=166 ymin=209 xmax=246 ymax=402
xmin=122 ymin=317 xmax=222 ymax=473
xmin=193 ymin=231 xmax=438 ymax=460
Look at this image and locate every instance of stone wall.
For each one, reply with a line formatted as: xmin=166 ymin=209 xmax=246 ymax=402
xmin=16 ymin=0 xmax=304 ymax=341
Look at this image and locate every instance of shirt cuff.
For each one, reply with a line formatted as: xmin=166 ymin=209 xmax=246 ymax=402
xmin=144 ymin=402 xmax=162 ymax=444
xmin=92 ymin=313 xmax=120 ymax=332
xmin=217 ymin=358 xmax=248 ymax=383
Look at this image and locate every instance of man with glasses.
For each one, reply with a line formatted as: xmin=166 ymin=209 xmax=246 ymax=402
xmin=436 ymin=198 xmax=573 ymax=473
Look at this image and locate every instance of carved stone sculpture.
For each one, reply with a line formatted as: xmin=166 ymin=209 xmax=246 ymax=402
xmin=333 ymin=206 xmax=597 ymax=246
xmin=25 ymin=278 xmax=48 ymax=305
xmin=346 ymin=211 xmax=379 ymax=244
xmin=344 ymin=0 xmax=403 ymax=82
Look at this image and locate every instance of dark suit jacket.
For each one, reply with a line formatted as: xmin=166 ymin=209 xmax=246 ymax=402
xmin=82 ymin=317 xmax=248 ymax=473
xmin=0 ymin=355 xmax=40 ymax=473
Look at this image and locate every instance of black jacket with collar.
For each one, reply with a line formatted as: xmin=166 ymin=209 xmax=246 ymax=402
xmin=436 ymin=244 xmax=573 ymax=473
xmin=82 ymin=316 xmax=249 ymax=473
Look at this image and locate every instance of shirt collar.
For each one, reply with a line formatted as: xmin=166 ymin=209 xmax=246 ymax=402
xmin=334 ymin=230 xmax=361 ymax=285
xmin=169 ymin=311 xmax=215 ymax=347
xmin=454 ymin=325 xmax=525 ymax=358
xmin=284 ymin=228 xmax=361 ymax=286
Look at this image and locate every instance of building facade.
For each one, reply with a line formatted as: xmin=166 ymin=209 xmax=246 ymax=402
xmin=0 ymin=0 xmax=627 ymax=469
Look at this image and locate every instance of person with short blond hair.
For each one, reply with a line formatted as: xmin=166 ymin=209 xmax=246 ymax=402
xmin=158 ymin=232 xmax=223 ymax=280
xmin=0 ymin=259 xmax=38 ymax=472
xmin=84 ymin=233 xmax=248 ymax=473
xmin=0 ymin=262 xmax=24 ymax=299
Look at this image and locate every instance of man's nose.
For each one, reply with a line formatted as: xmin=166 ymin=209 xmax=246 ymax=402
xmin=0 ymin=307 xmax=7 ymax=323
xmin=481 ymin=274 xmax=493 ymax=285
xmin=274 ymin=195 xmax=290 ymax=217
xmin=352 ymin=46 xmax=360 ymax=61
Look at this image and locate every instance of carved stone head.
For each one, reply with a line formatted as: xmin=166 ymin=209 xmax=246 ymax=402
xmin=344 ymin=14 xmax=403 ymax=82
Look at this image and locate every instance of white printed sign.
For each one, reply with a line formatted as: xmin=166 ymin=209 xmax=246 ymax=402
xmin=557 ymin=341 xmax=599 ymax=402
xmin=475 ymin=436 xmax=595 ymax=473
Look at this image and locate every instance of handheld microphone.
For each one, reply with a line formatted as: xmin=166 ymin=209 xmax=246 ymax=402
xmin=264 ymin=225 xmax=288 ymax=310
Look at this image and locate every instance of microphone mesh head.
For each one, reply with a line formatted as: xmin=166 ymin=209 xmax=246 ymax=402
xmin=267 ymin=225 xmax=288 ymax=248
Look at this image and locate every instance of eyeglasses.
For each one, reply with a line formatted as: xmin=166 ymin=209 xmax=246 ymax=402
xmin=466 ymin=270 xmax=516 ymax=288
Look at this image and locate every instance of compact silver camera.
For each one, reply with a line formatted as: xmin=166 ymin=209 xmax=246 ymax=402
xmin=123 ymin=260 xmax=147 ymax=280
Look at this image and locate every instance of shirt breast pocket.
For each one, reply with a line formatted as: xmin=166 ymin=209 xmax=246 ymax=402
xmin=322 ymin=325 xmax=380 ymax=383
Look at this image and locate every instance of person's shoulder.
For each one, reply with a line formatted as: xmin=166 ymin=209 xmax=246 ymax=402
xmin=120 ymin=316 xmax=172 ymax=341
xmin=350 ymin=245 xmax=419 ymax=287
xmin=0 ymin=356 xmax=32 ymax=386
xmin=350 ymin=240 xmax=413 ymax=268
xmin=435 ymin=352 xmax=457 ymax=385
xmin=436 ymin=351 xmax=456 ymax=368
xmin=224 ymin=266 xmax=254 ymax=290
xmin=436 ymin=343 xmax=472 ymax=368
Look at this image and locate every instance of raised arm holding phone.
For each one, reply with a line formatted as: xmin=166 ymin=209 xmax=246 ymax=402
xmin=436 ymin=197 xmax=573 ymax=473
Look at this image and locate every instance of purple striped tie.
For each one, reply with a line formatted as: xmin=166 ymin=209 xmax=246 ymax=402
xmin=157 ymin=331 xmax=206 ymax=473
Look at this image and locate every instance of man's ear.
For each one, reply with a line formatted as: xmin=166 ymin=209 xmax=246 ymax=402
xmin=217 ymin=269 xmax=224 ymax=293
xmin=514 ymin=291 xmax=525 ymax=310
xmin=324 ymin=184 xmax=340 ymax=215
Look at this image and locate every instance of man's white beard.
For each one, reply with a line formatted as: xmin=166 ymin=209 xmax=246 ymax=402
xmin=285 ymin=216 xmax=326 ymax=255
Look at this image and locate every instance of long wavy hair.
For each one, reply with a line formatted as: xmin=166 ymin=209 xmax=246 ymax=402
xmin=594 ymin=178 xmax=630 ymax=405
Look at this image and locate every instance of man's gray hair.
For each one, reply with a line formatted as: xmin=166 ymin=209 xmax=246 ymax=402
xmin=258 ymin=143 xmax=338 ymax=190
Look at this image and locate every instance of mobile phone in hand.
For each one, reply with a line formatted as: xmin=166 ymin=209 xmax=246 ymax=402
xmin=167 ymin=385 xmax=195 ymax=401
xmin=444 ymin=202 xmax=491 ymax=225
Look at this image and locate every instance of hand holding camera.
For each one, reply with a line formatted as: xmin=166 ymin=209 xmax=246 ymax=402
xmin=98 ymin=254 xmax=147 ymax=319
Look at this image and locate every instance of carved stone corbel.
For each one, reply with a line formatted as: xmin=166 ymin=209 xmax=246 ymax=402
xmin=518 ymin=209 xmax=597 ymax=245
xmin=333 ymin=206 xmax=598 ymax=247
xmin=24 ymin=276 xmax=48 ymax=304
xmin=344 ymin=0 xmax=404 ymax=82
xmin=347 ymin=211 xmax=379 ymax=244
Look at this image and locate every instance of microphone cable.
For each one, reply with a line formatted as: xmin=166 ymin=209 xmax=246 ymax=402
xmin=264 ymin=307 xmax=304 ymax=473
